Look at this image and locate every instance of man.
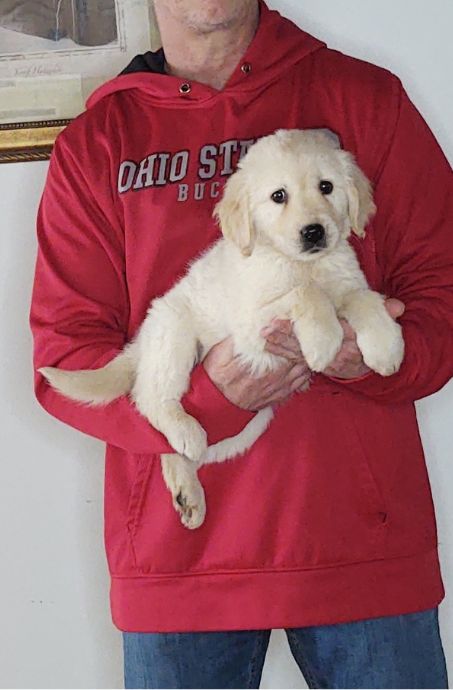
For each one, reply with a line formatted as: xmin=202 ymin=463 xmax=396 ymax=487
xmin=30 ymin=1 xmax=453 ymax=687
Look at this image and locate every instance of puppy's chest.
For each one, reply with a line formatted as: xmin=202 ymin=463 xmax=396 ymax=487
xmin=231 ymin=250 xmax=366 ymax=345
xmin=225 ymin=264 xmax=309 ymax=350
xmin=310 ymin=246 xmax=369 ymax=300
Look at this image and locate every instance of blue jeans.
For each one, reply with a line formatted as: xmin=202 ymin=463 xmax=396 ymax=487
xmin=123 ymin=608 xmax=447 ymax=689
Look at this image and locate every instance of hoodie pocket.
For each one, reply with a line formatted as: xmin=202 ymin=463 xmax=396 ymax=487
xmin=248 ymin=390 xmax=393 ymax=571
xmin=126 ymin=454 xmax=155 ymax=543
xmin=340 ymin=408 xmax=389 ymax=527
xmin=122 ymin=393 xmax=392 ymax=575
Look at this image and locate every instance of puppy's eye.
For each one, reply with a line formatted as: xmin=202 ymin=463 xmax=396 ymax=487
xmin=319 ymin=180 xmax=334 ymax=195
xmin=271 ymin=189 xmax=287 ymax=204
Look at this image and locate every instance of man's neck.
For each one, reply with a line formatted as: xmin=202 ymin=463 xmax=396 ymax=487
xmin=154 ymin=3 xmax=260 ymax=90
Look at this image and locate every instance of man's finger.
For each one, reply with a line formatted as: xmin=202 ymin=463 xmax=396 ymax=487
xmin=264 ymin=341 xmax=300 ymax=360
xmin=290 ymin=374 xmax=311 ymax=392
xmin=385 ymin=297 xmax=405 ymax=319
xmin=266 ymin=332 xmax=301 ymax=355
xmin=338 ymin=319 xmax=356 ymax=340
xmin=273 ymin=318 xmax=293 ymax=334
xmin=261 ymin=318 xmax=292 ymax=337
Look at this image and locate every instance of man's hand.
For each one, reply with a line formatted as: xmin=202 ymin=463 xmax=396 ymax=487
xmin=260 ymin=297 xmax=405 ymax=380
xmin=203 ymin=336 xmax=311 ymax=411
xmin=203 ymin=298 xmax=404 ymax=409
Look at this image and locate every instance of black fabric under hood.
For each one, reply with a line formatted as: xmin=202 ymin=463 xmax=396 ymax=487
xmin=120 ymin=48 xmax=166 ymax=75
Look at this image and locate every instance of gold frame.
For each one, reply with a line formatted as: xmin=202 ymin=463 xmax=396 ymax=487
xmin=0 ymin=120 xmax=70 ymax=163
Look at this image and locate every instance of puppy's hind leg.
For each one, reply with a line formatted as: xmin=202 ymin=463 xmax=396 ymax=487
xmin=161 ymin=454 xmax=206 ymax=529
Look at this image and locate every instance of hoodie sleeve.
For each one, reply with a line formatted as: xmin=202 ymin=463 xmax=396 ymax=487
xmin=331 ymin=77 xmax=453 ymax=403
xmin=30 ymin=133 xmax=255 ymax=455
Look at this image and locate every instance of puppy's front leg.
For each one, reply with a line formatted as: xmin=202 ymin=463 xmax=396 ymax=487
xmin=338 ymin=289 xmax=404 ymax=376
xmin=138 ymin=398 xmax=207 ymax=463
xmin=132 ymin=307 xmax=208 ymax=463
xmin=161 ymin=453 xmax=206 ymax=529
xmin=290 ymin=284 xmax=344 ymax=372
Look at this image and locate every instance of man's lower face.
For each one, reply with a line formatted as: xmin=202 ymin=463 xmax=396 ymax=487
xmin=155 ymin=0 xmax=256 ymax=32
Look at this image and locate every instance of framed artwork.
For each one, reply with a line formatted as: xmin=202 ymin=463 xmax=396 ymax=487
xmin=0 ymin=0 xmax=160 ymax=163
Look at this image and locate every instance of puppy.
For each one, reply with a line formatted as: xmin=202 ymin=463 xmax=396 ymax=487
xmin=40 ymin=129 xmax=404 ymax=529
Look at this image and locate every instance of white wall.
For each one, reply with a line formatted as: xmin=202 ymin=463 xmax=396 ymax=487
xmin=1 ymin=2 xmax=452 ymax=688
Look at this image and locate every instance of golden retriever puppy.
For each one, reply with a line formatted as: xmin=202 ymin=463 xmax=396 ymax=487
xmin=40 ymin=129 xmax=404 ymax=529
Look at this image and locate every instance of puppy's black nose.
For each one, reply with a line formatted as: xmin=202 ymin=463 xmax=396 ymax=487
xmin=302 ymin=224 xmax=325 ymax=245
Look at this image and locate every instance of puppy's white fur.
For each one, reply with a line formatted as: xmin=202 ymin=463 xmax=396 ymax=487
xmin=40 ymin=129 xmax=404 ymax=529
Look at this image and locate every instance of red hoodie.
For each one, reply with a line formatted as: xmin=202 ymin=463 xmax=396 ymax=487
xmin=30 ymin=2 xmax=453 ymax=632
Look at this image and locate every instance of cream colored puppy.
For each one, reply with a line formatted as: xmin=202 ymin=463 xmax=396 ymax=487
xmin=40 ymin=129 xmax=404 ymax=529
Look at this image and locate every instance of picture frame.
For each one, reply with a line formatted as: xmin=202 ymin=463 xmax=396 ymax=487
xmin=0 ymin=0 xmax=160 ymax=163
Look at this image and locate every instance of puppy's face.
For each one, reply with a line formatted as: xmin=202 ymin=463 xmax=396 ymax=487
xmin=215 ymin=129 xmax=376 ymax=259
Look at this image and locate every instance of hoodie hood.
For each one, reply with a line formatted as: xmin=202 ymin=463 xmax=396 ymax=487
xmin=86 ymin=0 xmax=325 ymax=109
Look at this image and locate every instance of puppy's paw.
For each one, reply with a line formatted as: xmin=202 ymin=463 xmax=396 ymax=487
xmin=169 ymin=417 xmax=208 ymax=463
xmin=357 ymin=321 xmax=405 ymax=376
xmin=161 ymin=453 xmax=206 ymax=529
xmin=174 ymin=480 xmax=206 ymax=530
xmin=296 ymin=320 xmax=344 ymax=372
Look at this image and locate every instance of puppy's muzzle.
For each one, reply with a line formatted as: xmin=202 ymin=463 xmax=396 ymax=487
xmin=301 ymin=223 xmax=327 ymax=253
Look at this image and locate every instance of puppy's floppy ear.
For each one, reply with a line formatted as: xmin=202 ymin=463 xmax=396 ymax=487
xmin=341 ymin=152 xmax=376 ymax=237
xmin=214 ymin=168 xmax=256 ymax=256
xmin=313 ymin=128 xmax=341 ymax=149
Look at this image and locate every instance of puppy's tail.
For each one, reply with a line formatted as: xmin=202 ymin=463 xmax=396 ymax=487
xmin=38 ymin=346 xmax=136 ymax=406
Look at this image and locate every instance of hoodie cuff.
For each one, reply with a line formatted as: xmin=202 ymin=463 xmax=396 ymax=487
xmin=182 ymin=364 xmax=256 ymax=445
xmin=326 ymin=370 xmax=392 ymax=397
xmin=327 ymin=370 xmax=376 ymax=386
